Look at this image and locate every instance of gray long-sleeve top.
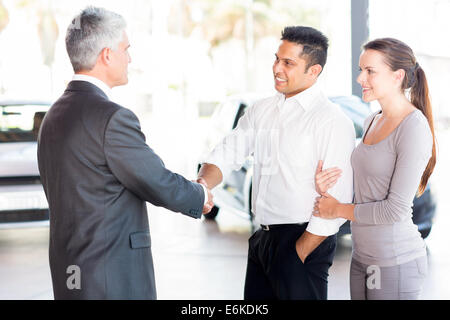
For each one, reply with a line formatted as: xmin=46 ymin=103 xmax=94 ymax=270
xmin=350 ymin=109 xmax=433 ymax=267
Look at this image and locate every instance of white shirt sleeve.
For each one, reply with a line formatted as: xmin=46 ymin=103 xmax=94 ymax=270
xmin=306 ymin=113 xmax=356 ymax=236
xmin=199 ymin=183 xmax=209 ymax=206
xmin=202 ymin=104 xmax=256 ymax=180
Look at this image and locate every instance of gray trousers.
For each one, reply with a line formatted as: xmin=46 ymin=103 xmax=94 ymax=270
xmin=350 ymin=255 xmax=428 ymax=300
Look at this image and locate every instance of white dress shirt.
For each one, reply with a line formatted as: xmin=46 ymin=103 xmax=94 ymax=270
xmin=71 ymin=74 xmax=209 ymax=206
xmin=204 ymin=83 xmax=355 ymax=236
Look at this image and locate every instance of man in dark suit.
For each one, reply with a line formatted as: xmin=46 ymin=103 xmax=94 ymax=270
xmin=37 ymin=6 xmax=213 ymax=300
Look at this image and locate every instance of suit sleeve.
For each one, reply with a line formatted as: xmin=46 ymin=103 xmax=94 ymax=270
xmin=104 ymin=107 xmax=205 ymax=218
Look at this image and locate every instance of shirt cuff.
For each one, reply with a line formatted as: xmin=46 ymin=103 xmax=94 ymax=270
xmin=306 ymin=215 xmax=346 ymax=236
xmin=199 ymin=183 xmax=208 ymax=206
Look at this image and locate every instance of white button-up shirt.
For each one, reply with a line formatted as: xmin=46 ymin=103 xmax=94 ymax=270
xmin=204 ymin=83 xmax=355 ymax=236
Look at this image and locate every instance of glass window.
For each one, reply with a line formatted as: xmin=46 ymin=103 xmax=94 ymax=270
xmin=0 ymin=105 xmax=50 ymax=142
xmin=369 ymin=0 xmax=450 ymax=120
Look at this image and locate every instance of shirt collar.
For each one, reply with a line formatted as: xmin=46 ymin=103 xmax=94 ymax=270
xmin=276 ymin=81 xmax=322 ymax=112
xmin=72 ymin=74 xmax=112 ymax=99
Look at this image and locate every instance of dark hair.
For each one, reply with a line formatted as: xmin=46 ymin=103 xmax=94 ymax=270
xmin=281 ymin=26 xmax=329 ymax=71
xmin=363 ymin=38 xmax=436 ymax=196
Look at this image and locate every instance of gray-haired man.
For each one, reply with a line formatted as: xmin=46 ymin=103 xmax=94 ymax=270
xmin=37 ymin=6 xmax=213 ymax=300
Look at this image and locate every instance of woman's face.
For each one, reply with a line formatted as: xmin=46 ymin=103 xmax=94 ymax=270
xmin=357 ymin=49 xmax=404 ymax=103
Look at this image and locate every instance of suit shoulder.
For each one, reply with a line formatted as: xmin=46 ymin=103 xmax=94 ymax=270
xmin=107 ymin=105 xmax=139 ymax=122
xmin=95 ymin=98 xmax=123 ymax=115
xmin=104 ymin=105 xmax=143 ymax=137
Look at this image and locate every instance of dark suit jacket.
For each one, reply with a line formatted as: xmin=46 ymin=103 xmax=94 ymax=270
xmin=37 ymin=81 xmax=205 ymax=299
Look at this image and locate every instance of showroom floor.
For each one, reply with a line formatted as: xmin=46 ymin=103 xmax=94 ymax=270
xmin=0 ymin=201 xmax=449 ymax=300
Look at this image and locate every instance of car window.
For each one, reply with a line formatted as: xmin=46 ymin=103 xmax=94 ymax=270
xmin=329 ymin=96 xmax=370 ymax=140
xmin=232 ymin=103 xmax=248 ymax=129
xmin=0 ymin=105 xmax=49 ymax=143
xmin=354 ymin=122 xmax=364 ymax=139
xmin=210 ymin=100 xmax=237 ymax=131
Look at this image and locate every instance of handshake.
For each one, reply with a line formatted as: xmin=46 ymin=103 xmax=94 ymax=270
xmin=194 ymin=177 xmax=215 ymax=215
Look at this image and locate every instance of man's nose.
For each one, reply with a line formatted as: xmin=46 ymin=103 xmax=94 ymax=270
xmin=273 ymin=60 xmax=282 ymax=74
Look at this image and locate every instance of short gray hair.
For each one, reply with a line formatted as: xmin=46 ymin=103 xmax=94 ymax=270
xmin=66 ymin=6 xmax=126 ymax=72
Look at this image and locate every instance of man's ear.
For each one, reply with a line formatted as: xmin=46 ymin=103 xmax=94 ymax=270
xmin=98 ymin=47 xmax=112 ymax=66
xmin=308 ymin=64 xmax=323 ymax=78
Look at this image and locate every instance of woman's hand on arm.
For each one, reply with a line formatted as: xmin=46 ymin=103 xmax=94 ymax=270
xmin=313 ymin=193 xmax=356 ymax=221
xmin=314 ymin=160 xmax=342 ymax=196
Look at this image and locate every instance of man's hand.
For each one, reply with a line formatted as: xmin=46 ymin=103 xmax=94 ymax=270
xmin=315 ymin=160 xmax=342 ymax=196
xmin=202 ymin=188 xmax=214 ymax=214
xmin=196 ymin=177 xmax=214 ymax=214
xmin=295 ymin=231 xmax=327 ymax=263
xmin=197 ymin=163 xmax=223 ymax=190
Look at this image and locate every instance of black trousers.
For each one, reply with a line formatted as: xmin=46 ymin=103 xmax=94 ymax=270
xmin=244 ymin=223 xmax=337 ymax=300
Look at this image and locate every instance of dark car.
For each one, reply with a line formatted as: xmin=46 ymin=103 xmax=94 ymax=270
xmin=0 ymin=100 xmax=51 ymax=226
xmin=199 ymin=94 xmax=436 ymax=238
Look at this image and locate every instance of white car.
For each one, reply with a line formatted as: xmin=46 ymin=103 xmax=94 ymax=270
xmin=0 ymin=100 xmax=51 ymax=226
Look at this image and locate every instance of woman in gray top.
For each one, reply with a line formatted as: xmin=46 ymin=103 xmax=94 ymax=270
xmin=313 ymin=38 xmax=436 ymax=300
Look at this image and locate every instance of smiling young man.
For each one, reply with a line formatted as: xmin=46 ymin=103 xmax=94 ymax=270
xmin=198 ymin=26 xmax=355 ymax=299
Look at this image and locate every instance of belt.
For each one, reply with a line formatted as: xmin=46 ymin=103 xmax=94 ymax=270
xmin=260 ymin=222 xmax=307 ymax=231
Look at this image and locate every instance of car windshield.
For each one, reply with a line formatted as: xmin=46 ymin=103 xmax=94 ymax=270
xmin=0 ymin=104 xmax=49 ymax=143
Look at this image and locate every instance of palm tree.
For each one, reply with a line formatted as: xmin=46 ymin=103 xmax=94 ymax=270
xmin=0 ymin=0 xmax=8 ymax=94
xmin=0 ymin=0 xmax=8 ymax=34
xmin=169 ymin=0 xmax=321 ymax=48
xmin=168 ymin=0 xmax=321 ymax=90
xmin=37 ymin=7 xmax=59 ymax=94
xmin=37 ymin=8 xmax=59 ymax=68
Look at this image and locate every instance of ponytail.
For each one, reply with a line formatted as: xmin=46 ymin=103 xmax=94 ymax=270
xmin=410 ymin=66 xmax=437 ymax=196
